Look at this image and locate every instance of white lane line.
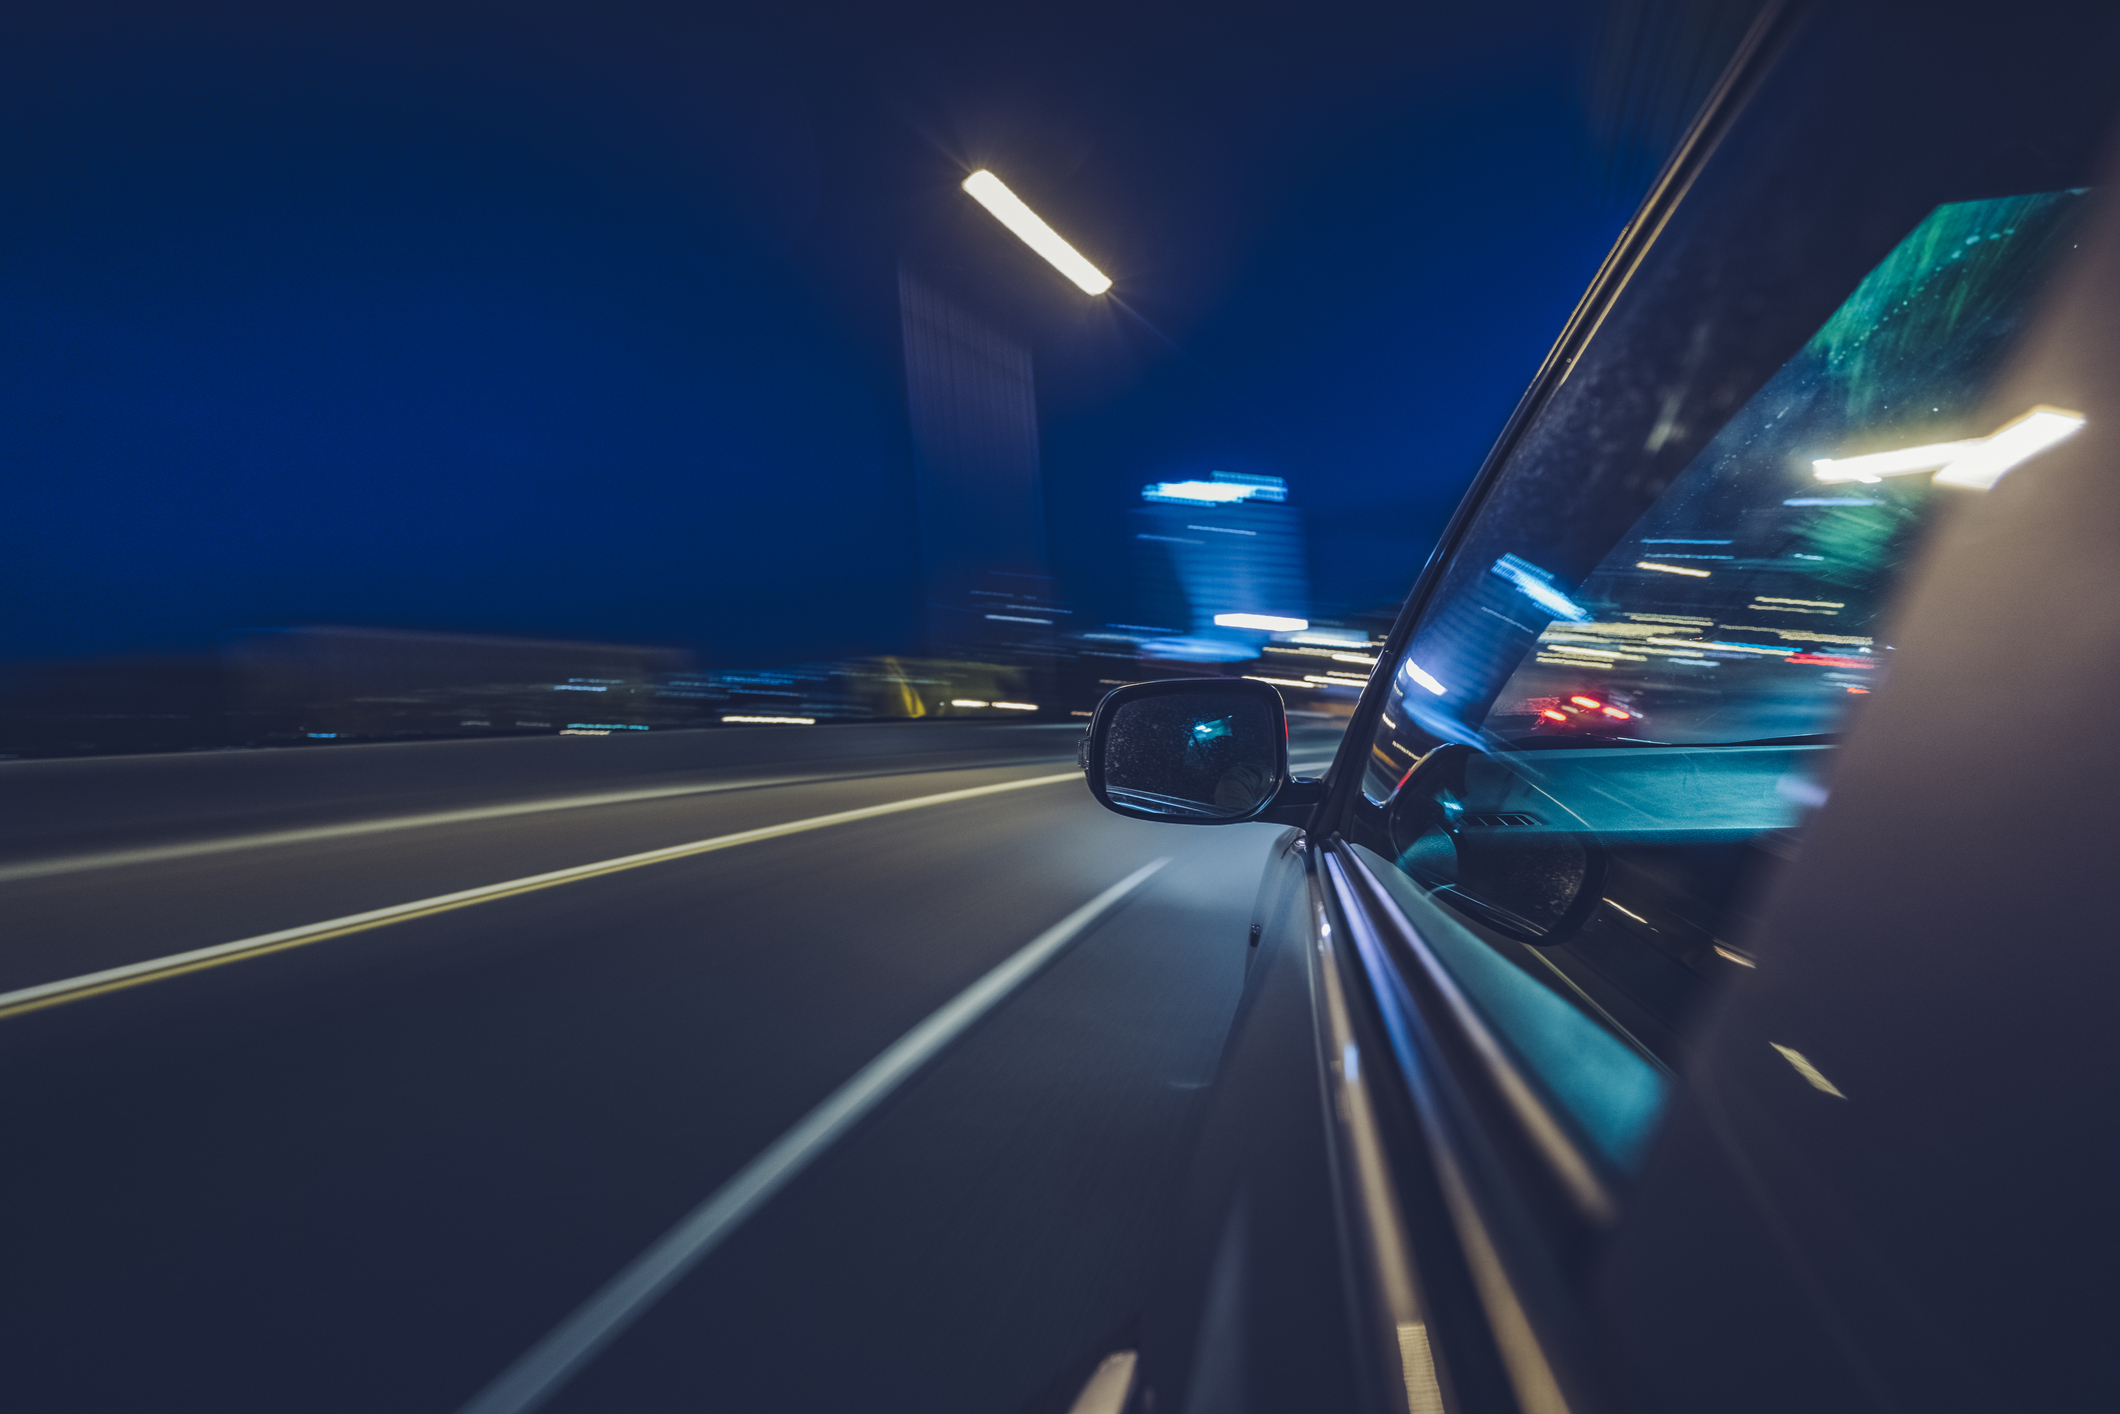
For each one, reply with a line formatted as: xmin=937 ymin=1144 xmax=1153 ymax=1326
xmin=454 ymin=857 xmax=1171 ymax=1414
xmin=0 ymin=762 xmax=1075 ymax=886
xmin=0 ymin=772 xmax=1082 ymax=1021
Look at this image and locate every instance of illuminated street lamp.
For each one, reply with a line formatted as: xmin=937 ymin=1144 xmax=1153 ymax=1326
xmin=961 ymin=170 xmax=1112 ymax=295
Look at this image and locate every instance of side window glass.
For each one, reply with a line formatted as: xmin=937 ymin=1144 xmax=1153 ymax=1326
xmin=1352 ymin=189 xmax=2092 ymax=1165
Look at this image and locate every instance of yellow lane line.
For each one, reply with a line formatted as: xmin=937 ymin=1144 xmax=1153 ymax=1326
xmin=0 ymin=770 xmax=1082 ymax=1022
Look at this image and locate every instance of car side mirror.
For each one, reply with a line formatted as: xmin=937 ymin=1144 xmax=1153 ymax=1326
xmin=1081 ymin=678 xmax=1324 ymax=826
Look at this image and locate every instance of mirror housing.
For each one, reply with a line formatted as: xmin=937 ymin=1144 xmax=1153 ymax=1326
xmin=1081 ymin=678 xmax=1324 ymax=827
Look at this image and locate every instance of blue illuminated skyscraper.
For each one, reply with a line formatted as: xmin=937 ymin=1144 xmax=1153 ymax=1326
xmin=1130 ymin=472 xmax=1310 ymax=661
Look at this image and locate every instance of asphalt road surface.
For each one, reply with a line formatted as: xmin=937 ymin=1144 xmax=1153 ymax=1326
xmin=0 ymin=717 xmax=1345 ymax=1413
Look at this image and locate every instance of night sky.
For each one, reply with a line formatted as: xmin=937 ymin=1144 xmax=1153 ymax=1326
xmin=2 ymin=1 xmax=1640 ymax=667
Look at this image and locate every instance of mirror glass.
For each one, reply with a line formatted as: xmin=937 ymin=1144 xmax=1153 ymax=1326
xmin=1103 ymin=693 xmax=1279 ymax=819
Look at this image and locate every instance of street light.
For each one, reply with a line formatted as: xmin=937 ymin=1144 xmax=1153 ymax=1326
xmin=961 ymin=170 xmax=1112 ymax=295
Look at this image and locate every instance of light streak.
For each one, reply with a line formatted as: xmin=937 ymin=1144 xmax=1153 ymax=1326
xmin=961 ymin=170 xmax=1111 ymax=294
xmin=1933 ymin=406 xmax=2086 ymax=488
xmin=721 ymin=715 xmax=816 ymax=725
xmin=1143 ymin=474 xmax=1286 ymax=505
xmin=1402 ymin=661 xmax=1447 ymax=696
xmin=1636 ymin=560 xmax=1711 ymax=578
xmin=1812 ymin=405 xmax=2084 ymax=489
xmin=1813 ymin=438 xmax=1984 ymax=482
xmin=1490 ymin=554 xmax=1590 ymax=621
xmin=1770 ymin=1043 xmax=1847 ymax=1099
xmin=1215 ymin=613 xmax=1309 ymax=631
xmin=1644 ymin=638 xmax=1794 ymax=655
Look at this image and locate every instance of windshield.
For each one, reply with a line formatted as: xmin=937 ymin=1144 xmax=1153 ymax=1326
xmin=1368 ymin=186 xmax=2089 ymax=781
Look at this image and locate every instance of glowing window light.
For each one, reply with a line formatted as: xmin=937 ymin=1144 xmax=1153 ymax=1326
xmin=1812 ymin=406 xmax=2084 ymax=488
xmin=961 ymin=170 xmax=1112 ymax=295
xmin=990 ymin=701 xmax=1038 ymax=710
xmin=1491 ymin=554 xmax=1590 ymax=621
xmin=721 ymin=715 xmax=816 ymax=725
xmin=1402 ymin=661 xmax=1448 ymax=696
xmin=1637 ymin=560 xmax=1712 ymax=578
xmin=1215 ymin=613 xmax=1309 ymax=631
xmin=1933 ymin=406 xmax=2086 ymax=488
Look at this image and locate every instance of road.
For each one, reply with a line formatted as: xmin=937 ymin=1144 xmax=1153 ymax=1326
xmin=0 ymin=718 xmax=1344 ymax=1413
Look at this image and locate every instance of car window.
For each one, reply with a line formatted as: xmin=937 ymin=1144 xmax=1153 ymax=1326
xmin=1348 ymin=186 xmax=2092 ymax=1167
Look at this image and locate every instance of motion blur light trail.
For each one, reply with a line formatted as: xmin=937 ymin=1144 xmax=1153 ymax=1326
xmin=1812 ymin=404 xmax=2085 ymax=487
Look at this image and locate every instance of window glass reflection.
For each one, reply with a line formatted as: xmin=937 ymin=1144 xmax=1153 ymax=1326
xmin=1352 ymin=188 xmax=2091 ymax=1166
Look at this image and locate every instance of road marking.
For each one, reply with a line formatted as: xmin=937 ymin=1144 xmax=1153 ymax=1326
xmin=454 ymin=857 xmax=1171 ymax=1414
xmin=1067 ymin=1351 xmax=1140 ymax=1414
xmin=0 ymin=761 xmax=1076 ymax=885
xmin=0 ymin=772 xmax=1082 ymax=1021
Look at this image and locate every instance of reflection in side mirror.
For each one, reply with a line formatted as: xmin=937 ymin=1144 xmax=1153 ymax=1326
xmin=1084 ymin=678 xmax=1289 ymax=824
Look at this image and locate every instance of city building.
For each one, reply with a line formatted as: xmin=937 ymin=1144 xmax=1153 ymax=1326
xmin=1129 ymin=471 xmax=1311 ymax=662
